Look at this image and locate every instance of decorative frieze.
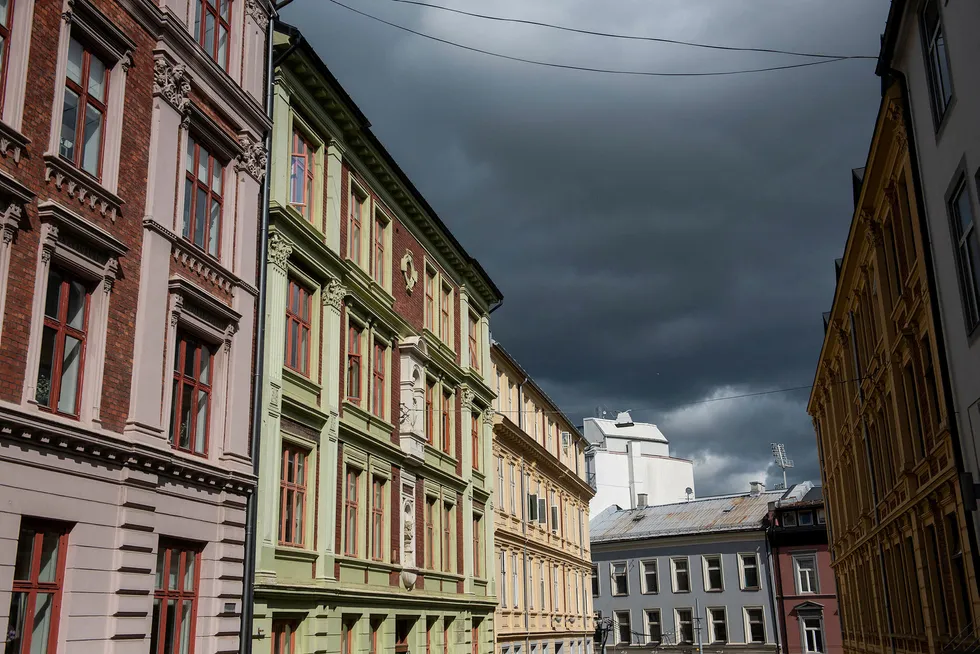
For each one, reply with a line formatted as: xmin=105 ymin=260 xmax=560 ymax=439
xmin=236 ymin=132 xmax=267 ymax=182
xmin=153 ymin=56 xmax=191 ymax=117
xmin=172 ymin=245 xmax=235 ymax=294
xmin=44 ymin=156 xmax=123 ymax=222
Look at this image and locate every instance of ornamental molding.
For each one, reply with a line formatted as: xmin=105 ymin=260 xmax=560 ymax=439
xmin=0 ymin=121 xmax=29 ymax=164
xmin=323 ymin=278 xmax=348 ymax=310
xmin=44 ymin=155 xmax=123 ymax=222
xmin=1 ymin=202 xmax=22 ymax=244
xmin=244 ymin=0 xmax=268 ymax=24
xmin=483 ymin=406 xmax=495 ymax=426
xmin=172 ymin=247 xmax=234 ymax=294
xmin=153 ymin=55 xmax=191 ymax=116
xmin=236 ymin=132 xmax=267 ymax=182
xmin=460 ymin=387 xmax=474 ymax=409
xmin=267 ymin=232 xmax=293 ymax=270
xmin=401 ymin=250 xmax=418 ymax=295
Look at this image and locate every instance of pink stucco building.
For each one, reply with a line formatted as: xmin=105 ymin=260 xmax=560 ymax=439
xmin=0 ymin=0 xmax=272 ymax=651
xmin=767 ymin=483 xmax=842 ymax=654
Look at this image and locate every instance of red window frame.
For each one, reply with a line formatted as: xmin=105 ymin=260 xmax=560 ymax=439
xmin=60 ymin=37 xmax=109 ymax=179
xmin=371 ymin=477 xmax=384 ymax=561
xmin=285 ymin=279 xmax=312 ymax=376
xmin=471 ymin=413 xmax=480 ymax=471
xmin=342 ymin=620 xmax=352 ymax=654
xmin=290 ymin=129 xmax=316 ymax=221
xmin=372 ymin=340 xmax=385 ymax=419
xmin=0 ymin=0 xmax=14 ymax=116
xmin=37 ymin=267 xmax=89 ymax=417
xmin=425 ymin=270 xmax=435 ymax=332
xmin=473 ymin=515 xmax=482 ymax=577
xmin=472 ymin=624 xmax=480 ymax=654
xmin=272 ymin=619 xmax=298 ymax=654
xmin=350 ymin=191 xmax=363 ymax=264
xmin=442 ymin=503 xmax=452 ymax=573
xmin=151 ymin=540 xmax=201 ymax=654
xmin=373 ymin=215 xmax=386 ymax=284
xmin=425 ymin=381 xmax=435 ymax=445
xmin=468 ymin=313 xmax=479 ymax=371
xmin=183 ymin=136 xmax=223 ymax=258
xmin=347 ymin=325 xmax=362 ymax=404
xmin=170 ymin=333 xmax=214 ymax=456
xmin=279 ymin=443 xmax=307 ymax=547
xmin=8 ymin=520 xmax=69 ymax=654
xmin=344 ymin=467 xmax=359 ymax=556
xmin=425 ymin=499 xmax=435 ymax=569
xmin=194 ymin=0 xmax=231 ymax=70
xmin=440 ymin=285 xmax=451 ymax=342
xmin=442 ymin=390 xmax=452 ymax=454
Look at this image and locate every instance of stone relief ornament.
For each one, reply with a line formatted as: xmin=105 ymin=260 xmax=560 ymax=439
xmin=153 ymin=57 xmax=191 ymax=115
xmin=323 ymin=279 xmax=348 ymax=310
xmin=460 ymin=387 xmax=474 ymax=409
xmin=267 ymin=233 xmax=292 ymax=269
xmin=400 ymin=250 xmax=418 ymax=295
xmin=236 ymin=133 xmax=267 ymax=181
xmin=483 ymin=406 xmax=495 ymax=426
xmin=244 ymin=0 xmax=268 ymax=24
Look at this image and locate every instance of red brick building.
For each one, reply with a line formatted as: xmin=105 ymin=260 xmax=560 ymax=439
xmin=0 ymin=0 xmax=272 ymax=651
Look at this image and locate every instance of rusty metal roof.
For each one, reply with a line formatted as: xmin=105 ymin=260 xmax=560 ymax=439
xmin=590 ymin=490 xmax=784 ymax=543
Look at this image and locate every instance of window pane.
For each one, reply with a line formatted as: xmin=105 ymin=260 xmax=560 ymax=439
xmin=199 ymin=349 xmax=210 ymax=385
xmin=204 ymin=12 xmax=215 ymax=56
xmin=209 ymin=199 xmax=220 ymax=256
xmin=194 ymin=0 xmax=202 ymax=43
xmin=195 ymin=390 xmax=208 ymax=453
xmin=956 ymin=188 xmax=974 ymax=233
xmin=211 ymin=161 xmax=222 ymax=195
xmin=60 ymin=88 xmax=79 ymax=161
xmin=296 ymin=453 xmax=305 ymax=481
xmin=300 ymin=328 xmax=309 ymax=373
xmin=7 ymin=592 xmax=26 ymax=652
xmin=183 ymin=178 xmax=194 ymax=238
xmin=294 ymin=493 xmax=304 ymax=539
xmin=168 ymin=552 xmax=179 ymax=590
xmin=0 ymin=0 xmax=9 ymax=25
xmin=218 ymin=26 xmax=228 ymax=68
xmin=30 ymin=592 xmax=55 ymax=654
xmin=57 ymin=335 xmax=82 ymax=414
xmin=44 ymin=271 xmax=63 ymax=319
xmin=164 ymin=599 xmax=178 ymax=654
xmin=66 ymin=38 xmax=83 ymax=84
xmin=179 ymin=383 xmax=193 ymax=448
xmin=88 ymin=55 xmax=107 ymax=103
xmin=81 ymin=104 xmax=103 ymax=176
xmin=183 ymin=550 xmax=196 ymax=592
xmin=36 ymin=326 xmax=56 ymax=407
xmin=291 ymin=155 xmax=305 ymax=204
xmin=186 ymin=140 xmax=195 ymax=173
xmin=37 ymin=532 xmax=61 ymax=583
xmin=936 ymin=32 xmax=952 ymax=105
xmin=155 ymin=548 xmax=167 ymax=590
xmin=284 ymin=489 xmax=294 ymax=541
xmin=14 ymin=529 xmax=35 ymax=580
xmin=179 ymin=600 xmax=193 ymax=654
xmin=149 ymin=598 xmax=162 ymax=653
xmin=198 ymin=147 xmax=209 ymax=181
xmin=220 ymin=0 xmax=230 ymax=20
xmin=66 ymin=279 xmax=86 ymax=329
xmin=195 ymin=188 xmax=207 ymax=247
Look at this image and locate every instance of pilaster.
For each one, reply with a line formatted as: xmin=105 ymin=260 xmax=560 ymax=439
xmin=316 ymin=277 xmax=344 ymax=578
xmin=325 ymin=140 xmax=345 ymax=253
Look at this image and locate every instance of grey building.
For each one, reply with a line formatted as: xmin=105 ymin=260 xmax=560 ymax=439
xmin=590 ymin=484 xmax=781 ymax=654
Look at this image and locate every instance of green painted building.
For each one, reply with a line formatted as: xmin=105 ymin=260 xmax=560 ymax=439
xmin=250 ymin=20 xmax=503 ymax=654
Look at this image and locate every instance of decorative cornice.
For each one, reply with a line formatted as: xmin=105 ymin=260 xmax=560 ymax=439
xmin=323 ymin=278 xmax=348 ymax=310
xmin=153 ymin=55 xmax=191 ymax=117
xmin=235 ymin=132 xmax=267 ymax=181
xmin=43 ymin=155 xmax=124 ymax=222
xmin=268 ymin=232 xmax=293 ymax=270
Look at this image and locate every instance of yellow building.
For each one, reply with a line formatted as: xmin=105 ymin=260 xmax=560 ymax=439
xmin=808 ymin=81 xmax=980 ymax=654
xmin=490 ymin=343 xmax=596 ymax=654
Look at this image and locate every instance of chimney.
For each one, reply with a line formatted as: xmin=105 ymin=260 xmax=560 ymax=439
xmin=749 ymin=481 xmax=765 ymax=497
xmin=636 ymin=493 xmax=648 ymax=509
xmin=614 ymin=411 xmax=634 ymax=427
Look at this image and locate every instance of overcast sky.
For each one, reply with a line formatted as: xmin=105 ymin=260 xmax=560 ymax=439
xmin=283 ymin=0 xmax=892 ymax=496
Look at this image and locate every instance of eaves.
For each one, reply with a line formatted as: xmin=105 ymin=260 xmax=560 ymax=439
xmin=493 ymin=417 xmax=596 ymax=499
xmin=591 ymin=527 xmax=766 ymax=552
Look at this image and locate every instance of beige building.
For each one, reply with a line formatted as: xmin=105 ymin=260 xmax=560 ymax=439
xmin=491 ymin=343 xmax=596 ymax=654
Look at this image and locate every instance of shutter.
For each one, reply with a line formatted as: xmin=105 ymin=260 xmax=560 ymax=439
xmin=551 ymin=505 xmax=559 ymax=532
xmin=538 ymin=499 xmax=547 ymax=524
xmin=528 ymin=494 xmax=538 ymax=521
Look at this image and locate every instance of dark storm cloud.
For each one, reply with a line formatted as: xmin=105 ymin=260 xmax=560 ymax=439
xmin=282 ymin=0 xmax=891 ymax=495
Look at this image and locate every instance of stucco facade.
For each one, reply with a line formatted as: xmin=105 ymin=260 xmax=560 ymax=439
xmin=490 ymin=343 xmax=595 ymax=654
xmin=0 ymin=0 xmax=270 ymax=652
xmin=248 ymin=21 xmax=502 ymax=654
xmin=807 ymin=80 xmax=980 ymax=654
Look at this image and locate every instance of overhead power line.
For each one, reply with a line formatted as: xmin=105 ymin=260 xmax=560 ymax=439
xmin=325 ymin=0 xmax=866 ymax=77
xmin=382 ymin=0 xmax=877 ymax=61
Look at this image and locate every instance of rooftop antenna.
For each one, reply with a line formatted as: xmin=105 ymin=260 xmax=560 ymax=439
xmin=771 ymin=443 xmax=794 ymax=490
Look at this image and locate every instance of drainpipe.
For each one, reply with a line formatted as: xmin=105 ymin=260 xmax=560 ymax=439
xmin=517 ymin=377 xmax=531 ymax=653
xmin=240 ymin=6 xmax=277 ymax=653
xmin=766 ymin=519 xmax=784 ymax=654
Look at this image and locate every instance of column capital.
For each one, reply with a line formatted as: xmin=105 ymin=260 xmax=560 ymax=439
xmin=268 ymin=232 xmax=292 ymax=270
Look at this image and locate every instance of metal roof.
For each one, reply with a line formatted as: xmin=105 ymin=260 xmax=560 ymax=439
xmin=590 ymin=490 xmax=784 ymax=543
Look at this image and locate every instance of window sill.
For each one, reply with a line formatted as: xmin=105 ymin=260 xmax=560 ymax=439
xmin=283 ymin=366 xmax=322 ymax=396
xmin=283 ymin=202 xmax=324 ymax=235
xmin=275 ymin=545 xmax=318 ymax=562
xmin=43 ymin=154 xmax=124 ymax=222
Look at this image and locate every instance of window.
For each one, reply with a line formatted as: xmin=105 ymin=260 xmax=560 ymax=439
xmin=645 ymin=610 xmax=661 ymax=645
xmin=745 ymin=608 xmax=766 ymax=644
xmin=36 ymin=268 xmax=89 ymax=416
xmin=442 ymin=390 xmax=452 ymax=454
xmin=799 ymin=511 xmax=814 ymax=526
xmin=425 ymin=498 xmax=436 ymax=569
xmin=284 ymin=280 xmax=311 ymax=376
xmin=426 ymin=380 xmax=435 ymax=444
xmin=802 ymin=616 xmax=824 ymax=653
xmin=611 ymin=562 xmax=628 ymax=596
xmin=539 ymin=561 xmax=546 ymax=610
xmin=508 ymin=464 xmax=516 ymax=514
xmin=816 ymin=509 xmax=826 ymax=524
xmin=440 ymin=283 xmax=452 ymax=343
xmin=443 ymin=503 xmax=453 ymax=573
xmin=342 ymin=619 xmax=353 ymax=654
xmin=921 ymin=0 xmax=952 ymax=121
xmin=675 ymin=609 xmax=694 ymax=644
xmin=183 ymin=137 xmax=223 ymax=256
xmin=708 ymin=608 xmax=727 ymax=643
xmin=471 ymin=413 xmax=480 ymax=470
xmin=373 ymin=214 xmax=386 ymax=284
xmin=194 ymin=0 xmax=230 ymax=67
xmin=500 ymin=550 xmax=507 ymax=608
xmin=279 ymin=444 xmax=307 ymax=547
xmin=8 ymin=520 xmax=69 ymax=654
xmin=473 ymin=515 xmax=482 ymax=577
xmin=468 ymin=312 xmax=480 ymax=370
xmin=0 ymin=0 xmax=12 ymax=113
xmin=347 ymin=325 xmax=362 ymax=404
xmin=425 ymin=268 xmax=436 ymax=332
xmin=671 ymin=557 xmax=690 ymax=593
xmin=553 ymin=564 xmax=560 ymax=611
xmin=151 ymin=541 xmax=200 ymax=654
xmin=372 ymin=341 xmax=385 ymax=419
xmin=614 ymin=611 xmax=631 ymax=645
xmin=170 ymin=333 xmax=214 ymax=456
xmin=703 ymin=555 xmax=723 ymax=591
xmin=273 ymin=620 xmax=298 ymax=654
xmin=795 ymin=555 xmax=818 ymax=593
xmin=60 ymin=37 xmax=108 ymax=178
xmin=783 ymin=511 xmax=798 ymax=527
xmin=591 ymin=563 xmax=599 ymax=596
xmin=949 ymin=178 xmax=980 ymax=330
xmin=349 ymin=190 xmax=364 ymax=265
xmin=641 ymin=560 xmax=658 ymax=594
xmin=739 ymin=553 xmax=760 ymax=590
xmin=371 ymin=477 xmax=384 ymax=561
xmin=344 ymin=467 xmax=359 ymax=556
xmin=290 ymin=129 xmax=315 ymax=221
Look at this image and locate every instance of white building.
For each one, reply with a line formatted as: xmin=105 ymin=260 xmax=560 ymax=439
xmin=584 ymin=411 xmax=695 ymax=513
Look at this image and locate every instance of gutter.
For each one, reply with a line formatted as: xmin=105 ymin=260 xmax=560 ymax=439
xmin=240 ymin=5 xmax=278 ymax=652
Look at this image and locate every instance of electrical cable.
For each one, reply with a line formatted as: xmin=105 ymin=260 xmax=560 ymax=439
xmin=325 ymin=0 xmax=862 ymax=77
xmin=381 ymin=0 xmax=877 ymax=61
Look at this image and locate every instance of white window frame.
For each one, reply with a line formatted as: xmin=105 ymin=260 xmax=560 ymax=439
xmin=738 ymin=552 xmax=761 ymax=591
xmin=640 ymin=559 xmax=658 ymax=594
xmin=702 ymin=554 xmax=724 ymax=592
xmin=783 ymin=511 xmax=798 ymax=527
xmin=512 ymin=552 xmax=520 ymax=608
xmin=644 ymin=609 xmax=661 ymax=645
xmin=500 ymin=549 xmax=507 ymax=608
xmin=0 ymin=0 xmax=37 ymax=139
xmin=610 ymin=561 xmax=629 ymax=597
xmin=613 ymin=610 xmax=631 ymax=646
xmin=508 ymin=462 xmax=516 ymax=514
xmin=743 ymin=607 xmax=766 ymax=644
xmin=675 ymin=608 xmax=694 ymax=644
xmin=801 ymin=615 xmax=825 ymax=654
xmin=794 ymin=554 xmax=819 ymax=594
xmin=798 ymin=511 xmax=814 ymax=526
xmin=706 ymin=607 xmax=728 ymax=644
xmin=670 ymin=557 xmax=691 ymax=593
